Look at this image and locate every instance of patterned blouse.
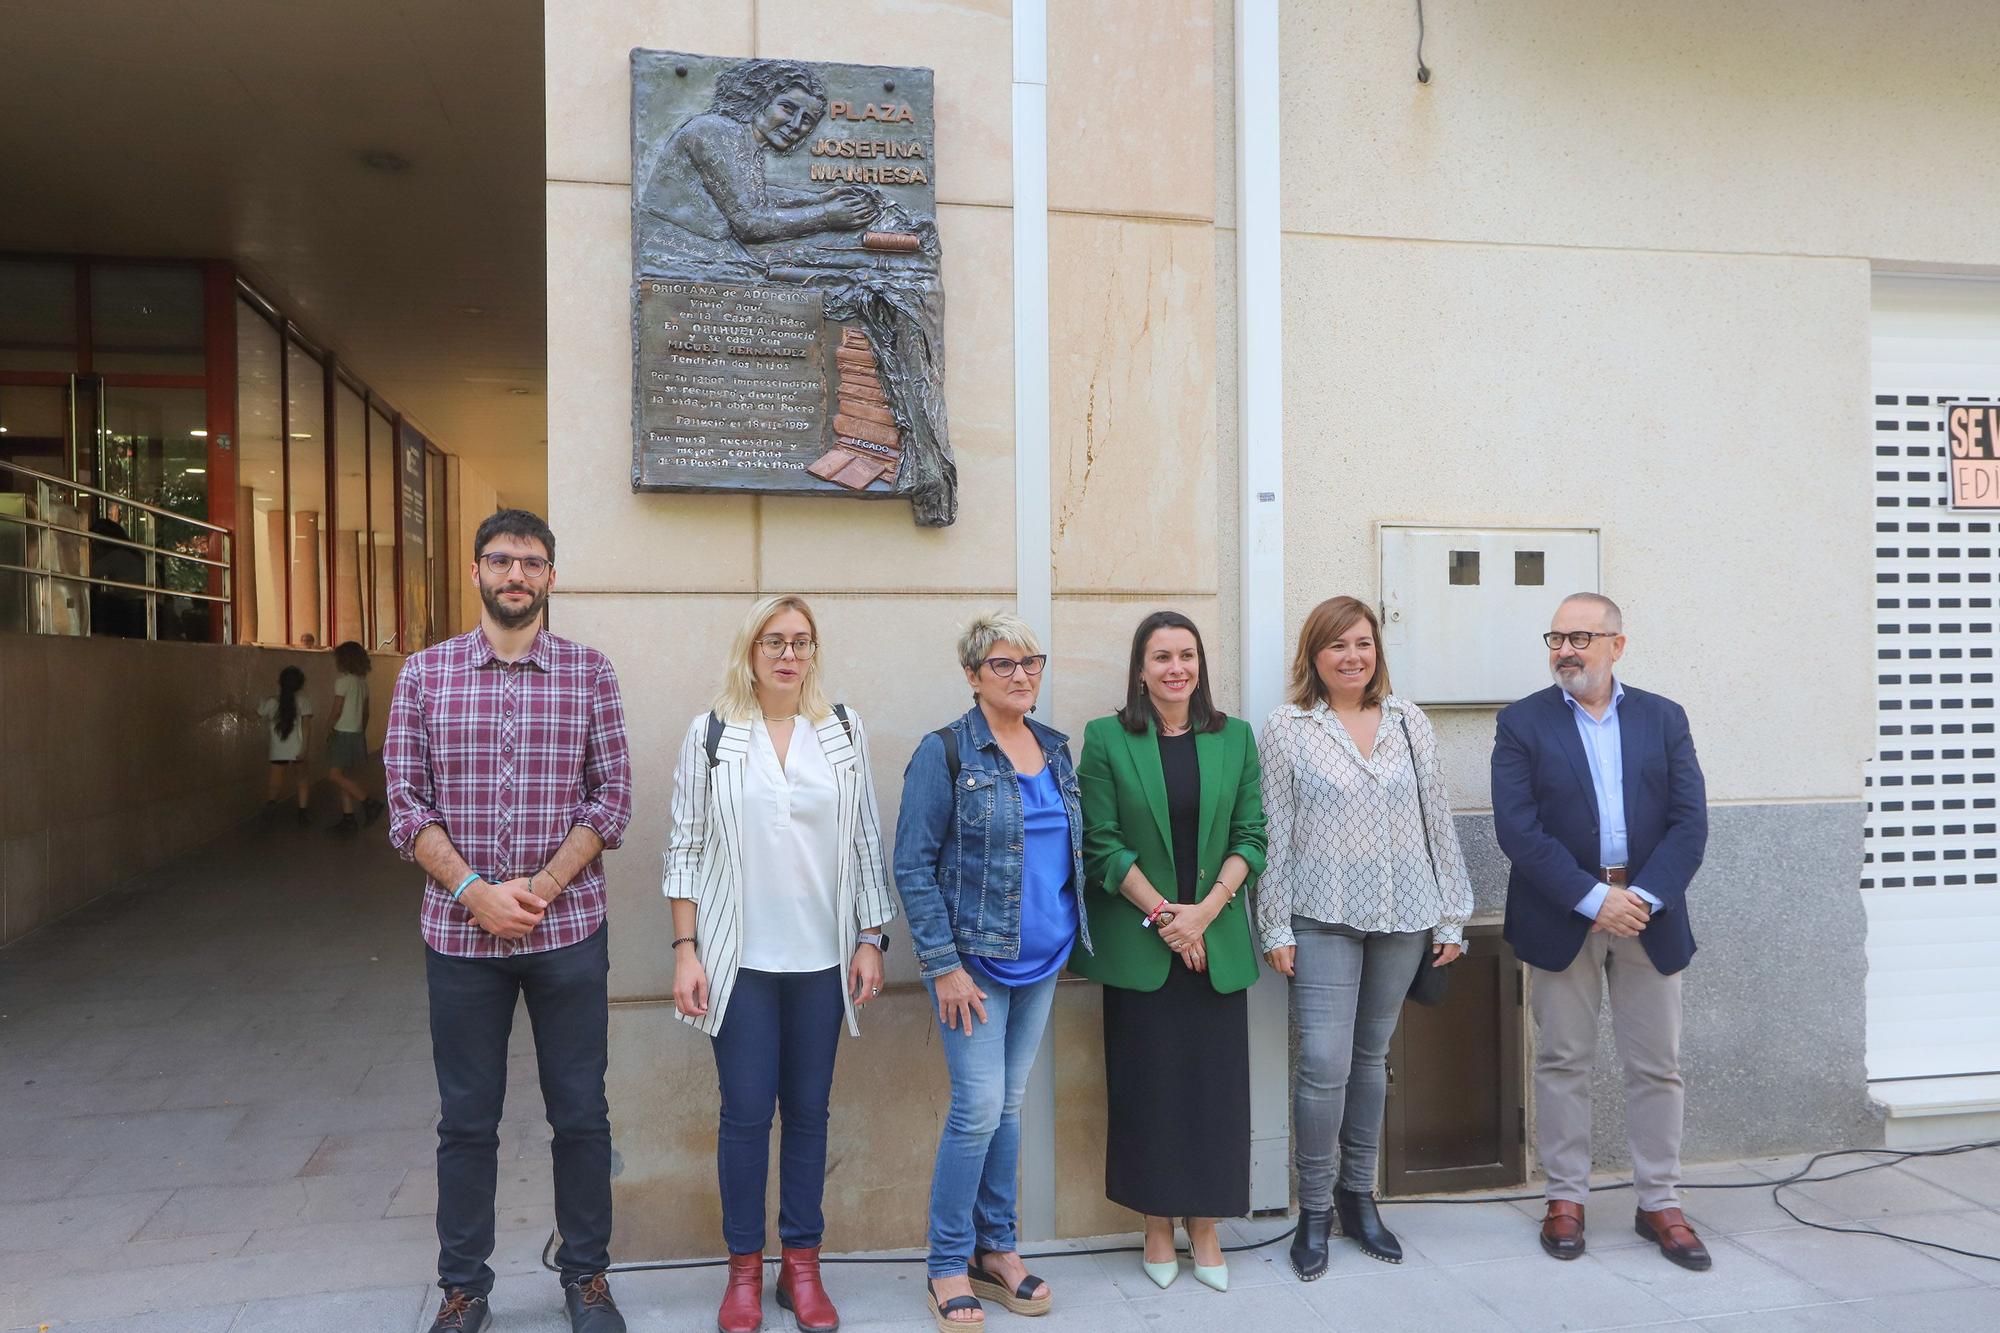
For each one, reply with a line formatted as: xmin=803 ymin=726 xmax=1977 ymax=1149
xmin=1256 ymin=696 xmax=1474 ymax=951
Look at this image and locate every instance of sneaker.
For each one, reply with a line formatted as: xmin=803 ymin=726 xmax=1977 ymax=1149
xmin=564 ymin=1273 xmax=627 ymax=1332
xmin=362 ymin=797 xmax=386 ymax=826
xmin=330 ymin=814 xmax=359 ymax=836
xmin=426 ymin=1289 xmax=490 ymax=1332
xmin=295 ymin=807 xmax=310 ymax=826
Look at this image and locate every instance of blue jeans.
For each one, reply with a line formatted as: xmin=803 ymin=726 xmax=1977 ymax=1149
xmin=922 ymin=970 xmax=1058 ymax=1278
xmin=711 ymin=967 xmax=845 ymax=1254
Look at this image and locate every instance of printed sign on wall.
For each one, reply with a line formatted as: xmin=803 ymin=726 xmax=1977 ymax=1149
xmin=1946 ymin=399 xmax=2000 ymax=510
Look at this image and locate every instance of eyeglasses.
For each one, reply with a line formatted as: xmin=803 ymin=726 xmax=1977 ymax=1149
xmin=756 ymin=635 xmax=817 ymax=659
xmin=480 ymin=552 xmax=551 ymax=578
xmin=979 ymin=654 xmax=1047 ymax=679
xmin=1543 ymin=630 xmax=1616 ymax=650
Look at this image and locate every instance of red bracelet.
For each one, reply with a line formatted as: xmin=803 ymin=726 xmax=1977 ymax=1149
xmin=1143 ymin=902 xmax=1176 ymax=929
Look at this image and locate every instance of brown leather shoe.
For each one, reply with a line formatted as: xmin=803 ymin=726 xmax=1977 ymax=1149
xmin=1635 ymin=1207 xmax=1712 ymax=1271
xmin=1540 ymin=1200 xmax=1586 ymax=1260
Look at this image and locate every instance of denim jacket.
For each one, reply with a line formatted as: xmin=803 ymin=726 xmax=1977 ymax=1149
xmin=892 ymin=705 xmax=1093 ymax=981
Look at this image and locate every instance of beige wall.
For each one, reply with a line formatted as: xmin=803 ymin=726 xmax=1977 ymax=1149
xmin=0 ymin=636 xmax=399 ymax=947
xmin=1276 ymin=1 xmax=1905 ymax=807
xmin=447 ymin=453 xmax=502 ymax=636
xmin=1281 ymin=1 xmax=2000 ymax=268
xmin=547 ymin=0 xmax=1233 ymax=1257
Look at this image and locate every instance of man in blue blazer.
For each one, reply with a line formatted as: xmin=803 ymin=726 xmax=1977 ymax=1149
xmin=1492 ymin=593 xmax=1712 ymax=1272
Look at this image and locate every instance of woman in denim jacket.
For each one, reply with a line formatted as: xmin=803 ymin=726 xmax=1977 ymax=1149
xmin=894 ymin=611 xmax=1091 ymax=1331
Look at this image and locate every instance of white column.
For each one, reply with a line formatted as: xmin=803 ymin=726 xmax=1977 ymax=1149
xmin=1236 ymin=0 xmax=1290 ymax=1213
xmin=1012 ymin=0 xmax=1059 ymax=1242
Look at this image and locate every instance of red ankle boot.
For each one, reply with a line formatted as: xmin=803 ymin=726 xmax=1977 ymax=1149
xmin=718 ymin=1251 xmax=764 ymax=1333
xmin=776 ymin=1245 xmax=839 ymax=1333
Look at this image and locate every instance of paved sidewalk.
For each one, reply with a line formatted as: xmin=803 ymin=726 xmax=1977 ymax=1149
xmin=4 ymin=822 xmax=1999 ymax=1330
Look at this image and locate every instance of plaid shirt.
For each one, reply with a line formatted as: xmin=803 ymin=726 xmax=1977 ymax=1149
xmin=385 ymin=628 xmax=633 ymax=957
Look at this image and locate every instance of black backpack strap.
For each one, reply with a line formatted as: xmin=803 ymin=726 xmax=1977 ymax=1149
xmin=933 ymin=725 xmax=960 ymax=784
xmin=704 ymin=710 xmax=726 ymax=768
xmin=832 ymin=702 xmax=853 ymax=743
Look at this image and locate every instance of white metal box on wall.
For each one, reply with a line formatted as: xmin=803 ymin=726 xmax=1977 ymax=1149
xmin=1379 ymin=525 xmax=1601 ymax=706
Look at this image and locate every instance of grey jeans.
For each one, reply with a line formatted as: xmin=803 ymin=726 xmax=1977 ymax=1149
xmin=1291 ymin=916 xmax=1428 ymax=1207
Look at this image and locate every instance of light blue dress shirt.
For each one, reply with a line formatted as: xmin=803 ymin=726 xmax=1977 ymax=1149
xmin=1563 ymin=680 xmax=1665 ymax=922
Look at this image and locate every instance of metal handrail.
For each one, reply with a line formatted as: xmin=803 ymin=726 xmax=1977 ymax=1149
xmin=0 ymin=457 xmax=230 ymax=536
xmin=0 ymin=562 xmax=230 ymax=604
xmin=1 ymin=455 xmax=235 ymax=640
xmin=0 ymin=509 xmax=230 ymax=571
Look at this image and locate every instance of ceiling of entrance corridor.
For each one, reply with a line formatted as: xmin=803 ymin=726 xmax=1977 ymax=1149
xmin=0 ymin=0 xmax=548 ymax=510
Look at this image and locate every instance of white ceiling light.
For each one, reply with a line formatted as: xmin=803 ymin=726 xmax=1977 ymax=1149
xmin=189 ymin=429 xmax=207 ymax=438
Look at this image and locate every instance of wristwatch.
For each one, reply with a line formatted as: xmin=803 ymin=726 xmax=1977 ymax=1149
xmin=858 ymin=931 xmax=890 ymax=952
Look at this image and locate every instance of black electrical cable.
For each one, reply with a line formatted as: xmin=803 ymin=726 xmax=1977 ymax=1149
xmin=1415 ymin=0 xmax=1432 ymax=84
xmin=544 ymin=1137 xmax=2000 ymax=1276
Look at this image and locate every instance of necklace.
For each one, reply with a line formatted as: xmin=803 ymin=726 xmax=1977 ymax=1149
xmin=761 ymin=713 xmax=797 ymax=723
xmin=1159 ymin=720 xmax=1191 ymax=737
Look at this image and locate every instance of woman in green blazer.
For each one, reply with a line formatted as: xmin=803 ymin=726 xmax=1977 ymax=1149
xmin=1073 ymin=610 xmax=1266 ymax=1293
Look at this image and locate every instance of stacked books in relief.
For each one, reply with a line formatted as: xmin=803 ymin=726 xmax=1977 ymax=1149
xmin=808 ymin=329 xmax=902 ymax=491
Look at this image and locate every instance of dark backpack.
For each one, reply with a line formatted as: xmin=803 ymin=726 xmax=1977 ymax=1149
xmin=706 ymin=703 xmax=851 ymax=768
xmin=932 ymin=724 xmax=960 ymax=784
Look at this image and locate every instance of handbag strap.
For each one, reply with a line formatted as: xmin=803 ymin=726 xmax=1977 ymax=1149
xmin=1399 ymin=714 xmax=1442 ymax=891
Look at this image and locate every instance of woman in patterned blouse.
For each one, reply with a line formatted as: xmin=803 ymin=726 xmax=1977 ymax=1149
xmin=1258 ymin=595 xmax=1474 ymax=1278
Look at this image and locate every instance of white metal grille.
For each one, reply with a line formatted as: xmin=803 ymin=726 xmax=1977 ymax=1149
xmin=1864 ymin=389 xmax=2000 ymax=1080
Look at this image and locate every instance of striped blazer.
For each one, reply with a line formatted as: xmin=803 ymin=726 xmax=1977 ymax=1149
xmin=662 ymin=707 xmax=897 ymax=1036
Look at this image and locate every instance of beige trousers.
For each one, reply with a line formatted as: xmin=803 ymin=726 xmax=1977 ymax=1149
xmin=1529 ymin=930 xmax=1685 ymax=1212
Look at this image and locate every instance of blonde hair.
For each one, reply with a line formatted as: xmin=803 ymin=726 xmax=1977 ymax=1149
xmin=712 ymin=594 xmax=833 ymax=723
xmin=957 ymin=610 xmax=1043 ymax=672
xmin=1287 ymin=595 xmax=1391 ymax=710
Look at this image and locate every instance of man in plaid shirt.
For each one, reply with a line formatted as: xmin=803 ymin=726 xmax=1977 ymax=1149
xmin=385 ymin=509 xmax=634 ymax=1333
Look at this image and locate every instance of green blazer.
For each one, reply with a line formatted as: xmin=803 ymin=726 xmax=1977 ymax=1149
xmin=1070 ymin=713 xmax=1268 ymax=994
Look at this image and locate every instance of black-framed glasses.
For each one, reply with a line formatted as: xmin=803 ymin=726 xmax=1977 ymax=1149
xmin=1543 ymin=630 xmax=1616 ymax=650
xmin=980 ymin=654 xmax=1047 ymax=679
xmin=756 ymin=635 xmax=817 ymax=659
xmin=480 ymin=552 xmax=551 ymax=578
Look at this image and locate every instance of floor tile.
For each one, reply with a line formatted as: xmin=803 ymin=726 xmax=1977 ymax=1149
xmin=1731 ymin=1224 xmax=1980 ymax=1301
xmin=1295 ymin=1262 xmax=1513 ymax=1332
xmin=1588 ymin=1234 xmax=1829 ymax=1320
xmin=229 ymin=1282 xmax=432 ymax=1333
xmin=1448 ymin=1252 xmax=1682 ymax=1332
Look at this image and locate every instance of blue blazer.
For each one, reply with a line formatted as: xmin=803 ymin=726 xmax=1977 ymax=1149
xmin=1490 ymin=684 xmax=1708 ymax=975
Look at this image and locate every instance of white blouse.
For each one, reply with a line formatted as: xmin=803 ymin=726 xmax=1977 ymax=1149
xmin=739 ymin=717 xmax=842 ymax=973
xmin=1256 ymin=696 xmax=1474 ymax=951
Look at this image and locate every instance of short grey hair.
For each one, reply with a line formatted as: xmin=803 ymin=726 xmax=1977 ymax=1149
xmin=957 ymin=611 xmax=1043 ymax=671
xmin=1557 ymin=592 xmax=1623 ymax=634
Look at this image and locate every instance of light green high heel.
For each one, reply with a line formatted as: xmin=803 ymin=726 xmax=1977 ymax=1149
xmin=1142 ymin=1222 xmax=1179 ymax=1288
xmin=1188 ymin=1218 xmax=1229 ymax=1291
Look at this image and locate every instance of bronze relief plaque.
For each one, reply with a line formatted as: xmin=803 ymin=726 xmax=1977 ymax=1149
xmin=630 ymin=50 xmax=956 ymax=526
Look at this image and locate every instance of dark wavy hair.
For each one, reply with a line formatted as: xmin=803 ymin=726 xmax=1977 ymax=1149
xmin=333 ymin=640 xmax=370 ymax=676
xmin=1117 ymin=610 xmax=1225 ymax=735
xmin=709 ymin=59 xmax=828 ymax=122
xmin=274 ymin=665 xmax=306 ymax=741
xmin=473 ymin=508 xmax=555 ymax=563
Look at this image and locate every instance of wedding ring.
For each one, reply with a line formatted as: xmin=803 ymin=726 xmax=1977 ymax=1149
xmin=870 ymin=986 xmax=881 ymax=995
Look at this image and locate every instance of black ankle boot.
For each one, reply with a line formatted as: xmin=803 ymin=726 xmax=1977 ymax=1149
xmin=1335 ymin=1187 xmax=1403 ymax=1264
xmin=1289 ymin=1205 xmax=1334 ymax=1281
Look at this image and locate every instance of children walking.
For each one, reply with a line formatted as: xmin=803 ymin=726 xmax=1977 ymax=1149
xmin=260 ymin=665 xmax=314 ymax=824
xmin=326 ymin=641 xmax=384 ymax=835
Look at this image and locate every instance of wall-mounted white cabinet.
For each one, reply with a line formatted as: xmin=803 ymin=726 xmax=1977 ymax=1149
xmin=1379 ymin=525 xmax=1600 ymax=706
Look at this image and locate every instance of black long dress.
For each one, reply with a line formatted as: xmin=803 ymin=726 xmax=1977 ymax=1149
xmin=1100 ymin=730 xmax=1252 ymax=1217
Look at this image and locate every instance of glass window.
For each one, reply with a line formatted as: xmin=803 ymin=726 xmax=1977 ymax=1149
xmin=0 ymin=260 xmax=78 ymax=372
xmin=98 ymin=387 xmax=210 ymax=640
xmin=333 ymin=381 xmax=367 ymax=650
xmin=369 ymin=405 xmax=397 ymax=651
xmin=90 ymin=264 xmax=204 ymax=376
xmin=286 ymin=339 xmax=327 ymax=648
xmin=236 ymin=303 xmax=286 ymax=645
xmin=1449 ymin=550 xmax=1481 ymax=586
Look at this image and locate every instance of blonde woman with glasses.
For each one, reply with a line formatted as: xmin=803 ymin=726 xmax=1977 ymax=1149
xmin=664 ymin=595 xmax=896 ymax=1333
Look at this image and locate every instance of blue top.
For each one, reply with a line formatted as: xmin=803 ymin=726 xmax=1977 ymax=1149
xmin=968 ymin=765 xmax=1076 ymax=986
xmin=1563 ymin=679 xmax=1664 ymax=921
